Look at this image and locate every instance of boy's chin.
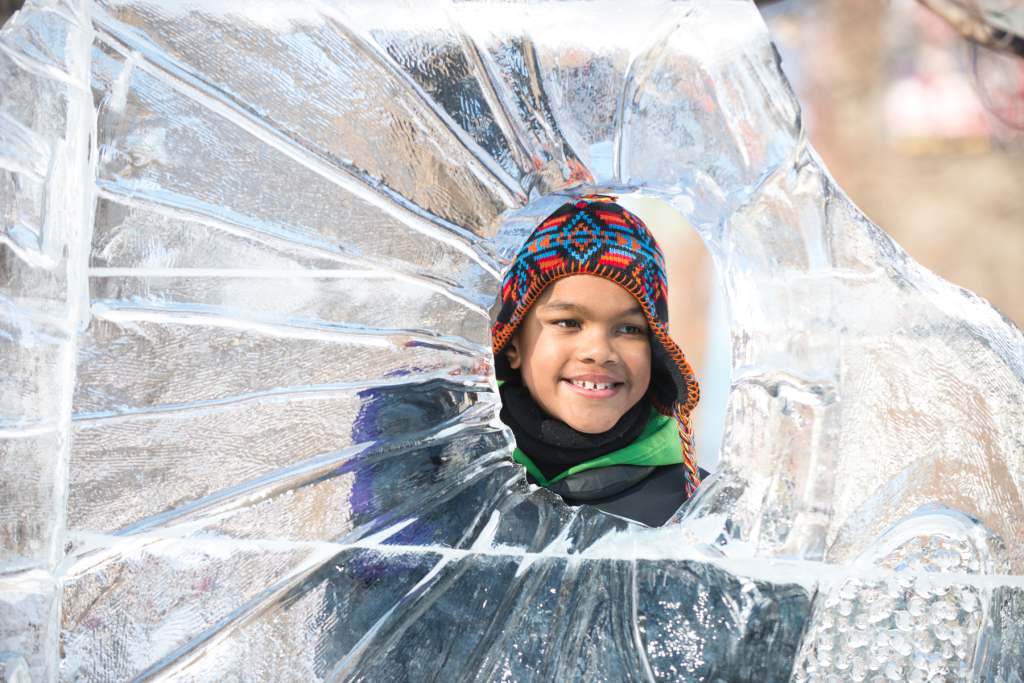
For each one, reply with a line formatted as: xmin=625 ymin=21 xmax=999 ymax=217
xmin=561 ymin=412 xmax=622 ymax=434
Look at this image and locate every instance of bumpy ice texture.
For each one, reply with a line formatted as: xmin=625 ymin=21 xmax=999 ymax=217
xmin=0 ymin=0 xmax=1022 ymax=680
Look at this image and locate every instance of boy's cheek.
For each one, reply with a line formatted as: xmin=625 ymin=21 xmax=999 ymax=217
xmin=531 ymin=348 xmax=569 ymax=383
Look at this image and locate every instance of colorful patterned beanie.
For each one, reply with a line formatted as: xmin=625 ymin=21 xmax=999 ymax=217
xmin=491 ymin=195 xmax=702 ymax=495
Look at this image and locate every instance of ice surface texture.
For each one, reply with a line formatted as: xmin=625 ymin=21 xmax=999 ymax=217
xmin=1 ymin=0 xmax=1022 ymax=680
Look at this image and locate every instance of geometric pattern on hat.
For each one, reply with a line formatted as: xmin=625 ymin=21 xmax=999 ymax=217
xmin=491 ymin=194 xmax=703 ymax=495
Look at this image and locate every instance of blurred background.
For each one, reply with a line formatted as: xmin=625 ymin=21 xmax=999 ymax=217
xmin=0 ymin=1 xmax=18 ymax=23
xmin=640 ymin=0 xmax=1023 ymax=470
xmin=2 ymin=0 xmax=1020 ymax=470
xmin=762 ymin=0 xmax=1023 ymax=328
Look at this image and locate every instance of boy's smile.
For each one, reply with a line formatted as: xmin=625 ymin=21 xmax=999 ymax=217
xmin=505 ymin=275 xmax=652 ymax=433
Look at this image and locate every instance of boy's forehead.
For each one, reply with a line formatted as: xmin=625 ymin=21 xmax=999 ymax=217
xmin=535 ymin=276 xmax=644 ymax=316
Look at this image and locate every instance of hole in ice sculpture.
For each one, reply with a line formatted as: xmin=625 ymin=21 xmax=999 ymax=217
xmin=490 ymin=190 xmax=729 ymax=526
xmin=617 ymin=192 xmax=730 ymax=474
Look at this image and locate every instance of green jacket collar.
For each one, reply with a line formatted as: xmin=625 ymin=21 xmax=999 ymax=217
xmin=511 ymin=408 xmax=681 ymax=487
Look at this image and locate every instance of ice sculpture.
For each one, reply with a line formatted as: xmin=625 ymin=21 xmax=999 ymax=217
xmin=1 ymin=0 xmax=1022 ymax=680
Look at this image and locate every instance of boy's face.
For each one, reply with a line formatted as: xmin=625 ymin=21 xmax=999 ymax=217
xmin=505 ymin=275 xmax=652 ymax=434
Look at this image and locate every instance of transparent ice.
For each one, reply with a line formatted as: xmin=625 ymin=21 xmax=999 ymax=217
xmin=1 ymin=0 xmax=1022 ymax=680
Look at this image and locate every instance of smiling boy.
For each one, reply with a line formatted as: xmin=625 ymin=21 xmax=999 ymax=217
xmin=491 ymin=195 xmax=703 ymax=527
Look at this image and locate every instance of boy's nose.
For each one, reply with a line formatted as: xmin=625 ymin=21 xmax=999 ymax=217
xmin=577 ymin=331 xmax=618 ymax=364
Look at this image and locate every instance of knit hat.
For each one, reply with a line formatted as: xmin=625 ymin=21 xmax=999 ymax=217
xmin=491 ymin=194 xmax=702 ymax=495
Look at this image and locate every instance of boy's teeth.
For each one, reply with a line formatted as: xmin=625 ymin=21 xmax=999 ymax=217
xmin=571 ymin=380 xmax=614 ymax=390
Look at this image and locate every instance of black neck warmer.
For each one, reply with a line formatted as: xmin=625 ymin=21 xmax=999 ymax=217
xmin=498 ymin=379 xmax=651 ymax=481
